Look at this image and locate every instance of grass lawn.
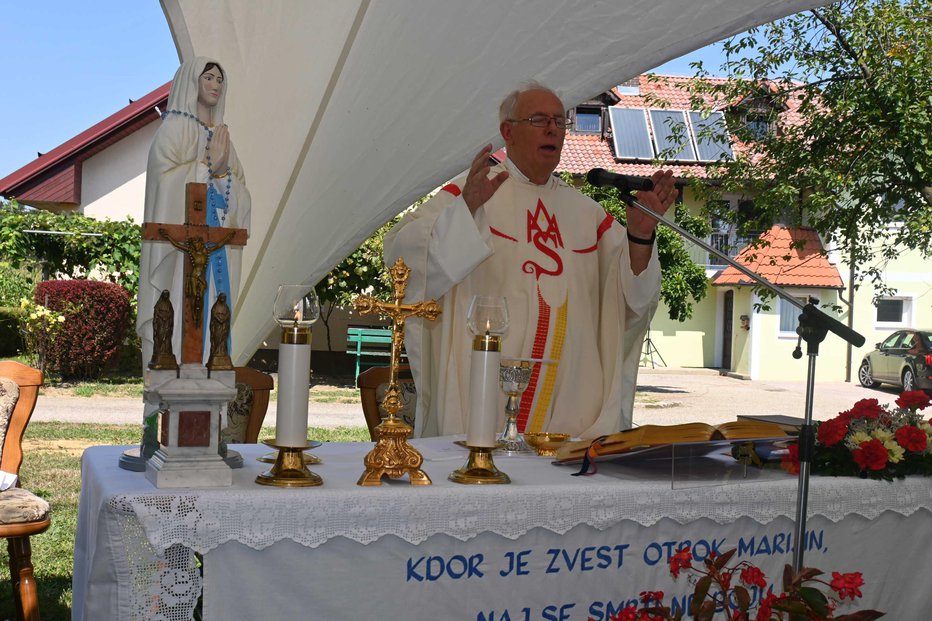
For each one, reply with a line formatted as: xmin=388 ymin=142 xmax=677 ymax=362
xmin=36 ymin=378 xmax=360 ymax=404
xmin=0 ymin=422 xmax=369 ymax=621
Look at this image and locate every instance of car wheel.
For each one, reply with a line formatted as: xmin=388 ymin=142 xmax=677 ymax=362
xmin=903 ymin=367 xmax=916 ymax=392
xmin=858 ymin=361 xmax=880 ymax=388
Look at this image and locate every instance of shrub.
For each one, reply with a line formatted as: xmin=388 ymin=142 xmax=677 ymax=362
xmin=15 ymin=298 xmax=66 ymax=371
xmin=35 ymin=280 xmax=131 ymax=380
xmin=0 ymin=306 xmax=25 ymax=357
xmin=0 ymin=261 xmax=39 ymax=307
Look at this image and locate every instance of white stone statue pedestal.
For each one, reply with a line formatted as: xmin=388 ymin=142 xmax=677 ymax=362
xmin=145 ymin=365 xmax=236 ymax=488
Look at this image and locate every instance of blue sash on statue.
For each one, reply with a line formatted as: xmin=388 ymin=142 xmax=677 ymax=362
xmin=204 ymin=185 xmax=233 ymax=357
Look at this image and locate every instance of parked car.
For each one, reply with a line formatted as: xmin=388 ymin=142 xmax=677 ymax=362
xmin=858 ymin=329 xmax=932 ymax=395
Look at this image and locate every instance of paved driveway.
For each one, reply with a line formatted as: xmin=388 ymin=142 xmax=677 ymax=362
xmin=634 ymin=368 xmax=903 ymax=427
xmin=31 ymin=368 xmax=907 ymax=429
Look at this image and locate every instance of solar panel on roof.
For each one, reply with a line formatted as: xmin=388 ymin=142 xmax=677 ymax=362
xmin=649 ymin=109 xmax=696 ymax=161
xmin=608 ymin=108 xmax=653 ymax=159
xmin=688 ymin=111 xmax=733 ymax=161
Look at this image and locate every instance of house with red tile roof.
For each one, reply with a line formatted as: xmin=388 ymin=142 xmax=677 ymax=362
xmin=557 ymin=75 xmax=932 ymax=383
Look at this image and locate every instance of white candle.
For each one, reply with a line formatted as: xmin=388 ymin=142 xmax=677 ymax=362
xmin=467 ymin=346 xmax=500 ymax=447
xmin=275 ymin=342 xmax=311 ymax=446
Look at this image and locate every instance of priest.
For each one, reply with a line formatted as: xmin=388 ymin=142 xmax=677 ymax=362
xmin=384 ymin=81 xmax=677 ymax=439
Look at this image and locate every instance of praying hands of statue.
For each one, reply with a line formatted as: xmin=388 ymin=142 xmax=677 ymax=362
xmin=209 ymin=124 xmax=231 ymax=175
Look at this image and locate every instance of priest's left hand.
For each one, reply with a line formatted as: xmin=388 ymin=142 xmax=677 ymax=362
xmin=626 ymin=169 xmax=677 ymax=239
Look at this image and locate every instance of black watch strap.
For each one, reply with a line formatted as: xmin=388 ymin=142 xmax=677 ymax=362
xmin=627 ymin=229 xmax=656 ymax=245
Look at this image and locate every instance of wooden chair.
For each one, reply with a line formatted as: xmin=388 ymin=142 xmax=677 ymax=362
xmin=0 ymin=360 xmax=49 ymax=621
xmin=222 ymin=367 xmax=274 ymax=444
xmin=357 ymin=365 xmax=416 ymax=440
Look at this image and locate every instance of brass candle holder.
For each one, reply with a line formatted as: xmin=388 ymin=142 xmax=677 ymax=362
xmin=257 ymin=440 xmax=321 ymax=464
xmin=449 ymin=446 xmax=511 ymax=484
xmin=255 ymin=439 xmax=323 ymax=487
xmin=354 ymin=257 xmax=441 ymax=486
xmin=451 ymin=295 xmax=510 ymax=484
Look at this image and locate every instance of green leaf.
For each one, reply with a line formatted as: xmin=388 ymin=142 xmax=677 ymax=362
xmin=798 ymin=586 xmax=830 ymax=616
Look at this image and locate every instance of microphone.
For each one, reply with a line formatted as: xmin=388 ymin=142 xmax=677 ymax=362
xmin=586 ymin=168 xmax=654 ymax=193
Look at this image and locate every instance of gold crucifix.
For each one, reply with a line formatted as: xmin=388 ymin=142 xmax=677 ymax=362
xmin=355 ymin=257 xmax=441 ymax=486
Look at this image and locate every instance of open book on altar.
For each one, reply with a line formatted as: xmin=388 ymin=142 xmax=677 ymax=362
xmin=553 ymin=420 xmax=793 ymax=464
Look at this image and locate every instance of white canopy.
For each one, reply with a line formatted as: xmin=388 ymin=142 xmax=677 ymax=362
xmin=160 ymin=0 xmax=831 ymax=363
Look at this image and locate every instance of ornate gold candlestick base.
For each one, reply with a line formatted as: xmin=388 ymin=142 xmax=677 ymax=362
xmin=256 ymin=440 xmax=323 ymax=487
xmin=357 ymin=416 xmax=432 ymax=486
xmin=449 ymin=446 xmax=510 ymax=484
xmin=257 ymin=440 xmax=322 ymax=464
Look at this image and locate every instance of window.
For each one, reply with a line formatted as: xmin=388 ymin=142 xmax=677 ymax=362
xmin=779 ymin=297 xmax=810 ymax=334
xmin=734 ymin=200 xmax=764 ymax=250
xmin=876 ymin=297 xmax=911 ymax=326
xmin=881 ymin=331 xmax=905 ymax=349
xmin=705 ymin=198 xmax=766 ymax=267
xmin=574 ymin=106 xmax=602 ymax=134
xmin=744 ymin=112 xmax=773 ymax=139
xmin=708 ymin=212 xmax=731 ymax=267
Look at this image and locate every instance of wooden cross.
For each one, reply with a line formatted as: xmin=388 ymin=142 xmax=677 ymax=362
xmin=354 ymin=257 xmax=441 ymax=486
xmin=142 ymin=183 xmax=247 ymax=364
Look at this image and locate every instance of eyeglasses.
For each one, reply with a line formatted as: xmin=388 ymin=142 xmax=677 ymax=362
xmin=508 ymin=114 xmax=573 ymax=130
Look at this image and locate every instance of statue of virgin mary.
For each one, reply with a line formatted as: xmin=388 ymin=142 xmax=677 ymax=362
xmin=137 ymin=57 xmax=251 ymax=367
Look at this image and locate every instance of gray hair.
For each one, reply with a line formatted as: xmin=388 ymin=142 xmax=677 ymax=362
xmin=499 ymin=81 xmax=562 ymax=123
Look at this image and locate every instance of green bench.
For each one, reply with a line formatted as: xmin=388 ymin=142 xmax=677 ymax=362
xmin=346 ymin=327 xmax=405 ymax=379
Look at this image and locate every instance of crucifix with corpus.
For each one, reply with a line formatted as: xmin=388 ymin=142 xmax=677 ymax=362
xmin=354 ymin=257 xmax=441 ymax=486
xmin=142 ymin=182 xmax=247 ymax=367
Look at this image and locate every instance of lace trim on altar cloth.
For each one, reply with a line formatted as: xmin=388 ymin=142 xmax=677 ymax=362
xmin=115 ymin=510 xmax=201 ymax=621
xmin=107 ymin=473 xmax=932 ymax=558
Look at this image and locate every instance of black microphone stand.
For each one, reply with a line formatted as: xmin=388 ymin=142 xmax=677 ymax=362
xmin=617 ymin=189 xmax=864 ymax=571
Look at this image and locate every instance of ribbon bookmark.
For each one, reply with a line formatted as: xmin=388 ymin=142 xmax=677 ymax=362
xmin=571 ymin=435 xmax=608 ymax=476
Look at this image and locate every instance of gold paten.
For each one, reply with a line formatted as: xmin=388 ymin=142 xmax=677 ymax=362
xmin=354 ymin=257 xmax=441 ymax=486
xmin=255 ymin=439 xmax=323 ymax=487
xmin=449 ymin=446 xmax=511 ymax=484
xmin=523 ymin=432 xmax=571 ymax=457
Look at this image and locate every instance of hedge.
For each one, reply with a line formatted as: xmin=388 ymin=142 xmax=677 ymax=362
xmin=35 ymin=280 xmax=131 ymax=379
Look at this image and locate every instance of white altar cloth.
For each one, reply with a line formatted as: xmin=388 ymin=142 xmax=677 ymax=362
xmin=73 ymin=441 xmax=932 ymax=620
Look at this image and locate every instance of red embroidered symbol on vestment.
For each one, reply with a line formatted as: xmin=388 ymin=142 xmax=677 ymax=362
xmin=523 ymin=199 xmax=564 ymax=279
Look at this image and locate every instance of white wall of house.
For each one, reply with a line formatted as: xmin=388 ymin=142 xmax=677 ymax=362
xmin=80 ymin=122 xmax=156 ymax=223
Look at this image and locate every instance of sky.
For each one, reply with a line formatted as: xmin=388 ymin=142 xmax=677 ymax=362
xmin=0 ymin=1 xmax=730 ymax=182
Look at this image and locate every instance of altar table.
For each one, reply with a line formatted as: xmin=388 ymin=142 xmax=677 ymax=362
xmin=73 ymin=440 xmax=932 ymax=620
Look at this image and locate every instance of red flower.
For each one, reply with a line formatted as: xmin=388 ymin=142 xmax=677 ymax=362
xmin=781 ymin=442 xmax=800 ymax=474
xmin=816 ymin=417 xmax=849 ymax=447
xmin=669 ymin=546 xmax=693 ymax=578
xmin=895 ymin=425 xmax=928 ymax=452
xmin=836 ymin=408 xmax=855 ymax=423
xmin=896 ymin=390 xmax=931 ymax=411
xmin=639 ymin=591 xmax=663 ymax=606
xmin=609 ymin=606 xmax=638 ymax=621
xmin=719 ymin=571 xmax=732 ymax=590
xmin=849 ymin=398 xmax=883 ymax=419
xmin=739 ymin=565 xmax=767 ymax=589
xmin=852 ymin=439 xmax=888 ymax=471
xmin=830 ymin=571 xmax=864 ymax=600
xmin=755 ymin=593 xmax=777 ymax=621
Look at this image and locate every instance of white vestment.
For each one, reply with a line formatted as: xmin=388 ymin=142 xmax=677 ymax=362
xmin=384 ymin=159 xmax=660 ymax=440
xmin=137 ymin=57 xmax=251 ymax=367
